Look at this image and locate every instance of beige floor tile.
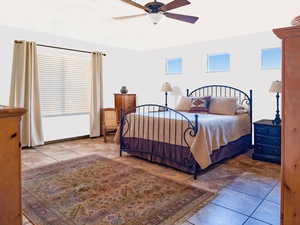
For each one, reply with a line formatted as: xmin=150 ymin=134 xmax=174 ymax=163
xmin=180 ymin=221 xmax=194 ymax=225
xmin=226 ymin=172 xmax=276 ymax=199
xmin=212 ymin=188 xmax=262 ymax=216
xmin=244 ymin=218 xmax=270 ymax=225
xmin=22 ymin=163 xmax=31 ymax=171
xmin=266 ymin=183 xmax=281 ymax=204
xmin=188 ymin=203 xmax=248 ymax=225
xmin=42 ymin=150 xmax=81 ymax=161
xmin=186 ymin=164 xmax=242 ymax=193
xmin=22 ymin=216 xmax=33 ymax=225
xmin=70 ymin=146 xmax=107 ymax=155
xmin=252 ymin=200 xmax=280 ymax=225
xmin=22 ymin=150 xmax=57 ymax=168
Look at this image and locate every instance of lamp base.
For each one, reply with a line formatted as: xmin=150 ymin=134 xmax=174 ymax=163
xmin=272 ymin=92 xmax=281 ymax=126
xmin=272 ymin=115 xmax=281 ymax=126
xmin=165 ymin=92 xmax=168 ymax=108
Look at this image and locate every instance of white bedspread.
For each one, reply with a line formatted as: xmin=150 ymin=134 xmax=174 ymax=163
xmin=188 ymin=113 xmax=250 ymax=168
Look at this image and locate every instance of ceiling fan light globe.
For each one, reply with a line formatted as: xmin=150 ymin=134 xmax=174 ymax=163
xmin=149 ymin=12 xmax=163 ymax=25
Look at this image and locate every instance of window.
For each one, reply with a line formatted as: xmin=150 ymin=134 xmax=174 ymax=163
xmin=261 ymin=48 xmax=282 ymax=70
xmin=166 ymin=58 xmax=182 ymax=74
xmin=39 ymin=53 xmax=90 ymax=117
xmin=207 ymin=53 xmax=230 ymax=72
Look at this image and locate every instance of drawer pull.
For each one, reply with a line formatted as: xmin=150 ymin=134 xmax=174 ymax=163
xmin=11 ymin=132 xmax=17 ymax=139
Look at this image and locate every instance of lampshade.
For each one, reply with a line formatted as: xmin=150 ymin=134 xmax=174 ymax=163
xmin=149 ymin=12 xmax=163 ymax=25
xmin=269 ymin=80 xmax=282 ymax=93
xmin=292 ymin=16 xmax=300 ymax=26
xmin=161 ymin=82 xmax=173 ymax=92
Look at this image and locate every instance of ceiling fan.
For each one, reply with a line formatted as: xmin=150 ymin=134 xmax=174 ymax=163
xmin=113 ymin=0 xmax=199 ymax=25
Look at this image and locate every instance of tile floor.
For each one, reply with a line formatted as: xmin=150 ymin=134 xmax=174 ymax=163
xmin=22 ymin=136 xmax=281 ymax=225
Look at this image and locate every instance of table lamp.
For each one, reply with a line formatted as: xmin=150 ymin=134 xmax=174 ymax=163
xmin=269 ymin=80 xmax=282 ymax=125
xmin=161 ymin=82 xmax=173 ymax=107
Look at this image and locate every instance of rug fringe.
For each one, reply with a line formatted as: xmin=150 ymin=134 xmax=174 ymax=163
xmin=23 ymin=213 xmax=36 ymax=225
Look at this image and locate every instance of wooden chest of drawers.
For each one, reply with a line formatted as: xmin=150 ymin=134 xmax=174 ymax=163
xmin=114 ymin=94 xmax=136 ymax=123
xmin=0 ymin=106 xmax=26 ymax=225
xmin=252 ymin=119 xmax=281 ymax=164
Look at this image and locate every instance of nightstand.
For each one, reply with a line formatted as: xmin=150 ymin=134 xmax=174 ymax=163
xmin=252 ymin=119 xmax=281 ymax=164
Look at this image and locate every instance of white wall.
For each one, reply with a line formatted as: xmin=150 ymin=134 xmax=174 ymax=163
xmin=129 ymin=31 xmax=282 ymax=123
xmin=0 ymin=25 xmax=139 ymax=141
xmin=0 ymin=27 xmax=282 ymax=141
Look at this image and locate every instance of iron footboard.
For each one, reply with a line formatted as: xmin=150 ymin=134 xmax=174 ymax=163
xmin=119 ymin=104 xmax=200 ymax=179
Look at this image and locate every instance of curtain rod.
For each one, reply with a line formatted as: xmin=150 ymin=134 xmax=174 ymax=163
xmin=14 ymin=40 xmax=107 ymax=56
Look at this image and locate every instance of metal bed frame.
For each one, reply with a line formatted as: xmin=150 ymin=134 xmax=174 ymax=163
xmin=120 ymin=85 xmax=253 ymax=179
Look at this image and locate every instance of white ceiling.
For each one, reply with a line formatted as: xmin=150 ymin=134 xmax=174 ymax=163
xmin=0 ymin=0 xmax=299 ymax=50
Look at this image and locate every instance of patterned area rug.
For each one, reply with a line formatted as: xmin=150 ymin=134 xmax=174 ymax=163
xmin=23 ymin=155 xmax=214 ymax=225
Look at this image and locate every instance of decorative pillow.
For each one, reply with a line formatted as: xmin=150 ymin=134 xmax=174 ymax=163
xmin=208 ymin=97 xmax=238 ymax=115
xmin=175 ymin=96 xmax=192 ymax=111
xmin=189 ymin=96 xmax=211 ymax=113
xmin=236 ymin=104 xmax=249 ymax=114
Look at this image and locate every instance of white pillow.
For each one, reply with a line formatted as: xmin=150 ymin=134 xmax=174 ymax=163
xmin=236 ymin=103 xmax=249 ymax=114
xmin=175 ymin=96 xmax=191 ymax=111
xmin=208 ymin=97 xmax=238 ymax=115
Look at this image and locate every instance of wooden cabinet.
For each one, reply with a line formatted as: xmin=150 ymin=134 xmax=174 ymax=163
xmin=0 ymin=106 xmax=26 ymax=225
xmin=114 ymin=94 xmax=136 ymax=123
xmin=253 ymin=120 xmax=281 ymax=164
xmin=273 ymin=26 xmax=300 ymax=225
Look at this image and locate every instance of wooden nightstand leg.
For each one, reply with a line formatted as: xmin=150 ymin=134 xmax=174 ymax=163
xmin=104 ymin=130 xmax=107 ymax=143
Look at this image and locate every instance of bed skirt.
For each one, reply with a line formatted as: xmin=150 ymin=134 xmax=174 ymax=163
xmin=121 ymin=134 xmax=251 ymax=174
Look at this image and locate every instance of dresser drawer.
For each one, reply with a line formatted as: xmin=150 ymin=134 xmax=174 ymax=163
xmin=255 ymin=125 xmax=281 ymax=137
xmin=255 ymin=144 xmax=281 ymax=156
xmin=255 ymin=135 xmax=281 ymax=146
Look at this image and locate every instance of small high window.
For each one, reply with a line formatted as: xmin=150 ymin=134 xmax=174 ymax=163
xmin=207 ymin=53 xmax=230 ymax=72
xmin=261 ymin=48 xmax=282 ymax=70
xmin=166 ymin=58 xmax=182 ymax=75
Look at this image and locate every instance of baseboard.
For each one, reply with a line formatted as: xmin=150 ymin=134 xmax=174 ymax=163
xmin=44 ymin=135 xmax=91 ymax=145
xmin=21 ymin=135 xmax=104 ymax=149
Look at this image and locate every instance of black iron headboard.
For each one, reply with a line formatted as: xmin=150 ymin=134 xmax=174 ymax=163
xmin=187 ymin=85 xmax=253 ymax=145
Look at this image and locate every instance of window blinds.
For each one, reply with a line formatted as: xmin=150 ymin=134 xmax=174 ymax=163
xmin=38 ymin=53 xmax=90 ymax=117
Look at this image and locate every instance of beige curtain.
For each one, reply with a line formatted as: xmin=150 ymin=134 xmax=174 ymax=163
xmin=90 ymin=52 xmax=103 ymax=137
xmin=9 ymin=41 xmax=44 ymax=147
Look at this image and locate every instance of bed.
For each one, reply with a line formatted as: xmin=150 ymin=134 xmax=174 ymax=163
xmin=119 ymin=85 xmax=253 ymax=179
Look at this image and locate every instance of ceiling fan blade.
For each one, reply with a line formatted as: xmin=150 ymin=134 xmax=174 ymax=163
xmin=164 ymin=12 xmax=199 ymax=24
xmin=160 ymin=0 xmax=191 ymax=12
xmin=113 ymin=13 xmax=148 ymax=20
xmin=120 ymin=0 xmax=150 ymax=12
